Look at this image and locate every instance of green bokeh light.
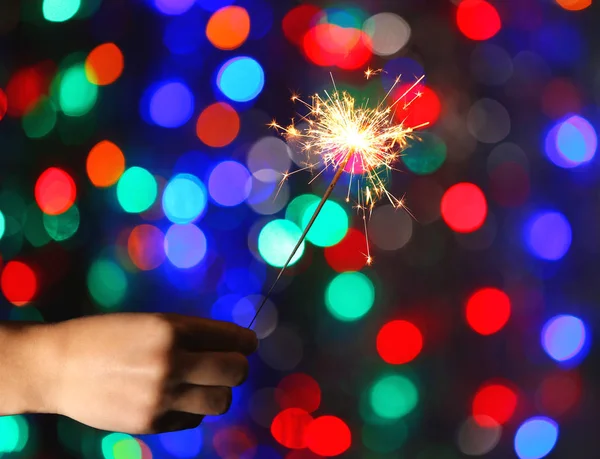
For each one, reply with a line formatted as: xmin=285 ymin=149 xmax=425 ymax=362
xmin=302 ymin=199 xmax=348 ymax=247
xmin=0 ymin=415 xmax=28 ymax=453
xmin=102 ymin=433 xmax=141 ymax=459
xmin=43 ymin=0 xmax=81 ymax=22
xmin=402 ymin=132 xmax=447 ymax=175
xmin=325 ymin=271 xmax=374 ymax=321
xmin=59 ymin=63 xmax=98 ymax=116
xmin=285 ymin=194 xmax=319 ymax=227
xmin=369 ymin=374 xmax=418 ymax=420
xmin=258 ymin=219 xmax=305 ymax=267
xmin=87 ymin=259 xmax=127 ymax=310
xmin=362 ymin=422 xmax=407 ymax=453
xmin=43 ymin=204 xmax=80 ymax=241
xmin=9 ymin=307 xmax=44 ymax=322
xmin=23 ymin=204 xmax=52 ymax=248
xmin=0 ymin=210 xmax=5 ymax=240
xmin=22 ymin=96 xmax=57 ymax=138
xmin=116 ymin=167 xmax=158 ymax=213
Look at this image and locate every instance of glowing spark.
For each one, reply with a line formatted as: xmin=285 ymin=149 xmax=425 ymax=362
xmin=248 ymin=72 xmax=427 ymax=328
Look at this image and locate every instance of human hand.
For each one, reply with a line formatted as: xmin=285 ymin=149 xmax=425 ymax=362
xmin=39 ymin=313 xmax=257 ymax=434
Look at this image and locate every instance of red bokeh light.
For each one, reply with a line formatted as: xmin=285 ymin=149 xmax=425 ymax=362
xmin=302 ymin=24 xmax=372 ymax=69
xmin=394 ymin=85 xmax=442 ymax=128
xmin=377 ymin=320 xmax=423 ymax=364
xmin=282 ymin=4 xmax=322 ymax=46
xmin=213 ymin=426 xmax=257 ymax=458
xmin=466 ymin=287 xmax=511 ymax=335
xmin=441 ymin=182 xmax=487 ymax=233
xmin=541 ymin=78 xmax=582 ymax=120
xmin=336 ymin=32 xmax=372 ymax=70
xmin=472 ymin=382 xmax=518 ymax=426
xmin=538 ymin=372 xmax=581 ymax=417
xmin=271 ymin=408 xmax=313 ymax=450
xmin=276 ymin=373 xmax=321 ymax=413
xmin=305 ymin=416 xmax=351 ymax=457
xmin=35 ymin=167 xmax=77 ymax=215
xmin=5 ymin=63 xmax=54 ymax=117
xmin=456 ymin=0 xmax=501 ymax=41
xmin=1 ymin=261 xmax=37 ymax=306
xmin=0 ymin=88 xmax=7 ymax=121
xmin=285 ymin=451 xmax=323 ymax=459
xmin=324 ymin=228 xmax=368 ymax=272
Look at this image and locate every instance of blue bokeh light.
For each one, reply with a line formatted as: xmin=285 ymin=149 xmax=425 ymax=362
xmin=162 ymin=173 xmax=207 ymax=224
xmin=526 ymin=211 xmax=572 ymax=261
xmin=145 ymin=80 xmax=194 ymax=128
xmin=238 ymin=0 xmax=273 ymax=39
xmin=514 ymin=417 xmax=558 ymax=459
xmin=164 ymin=223 xmax=207 ymax=269
xmin=157 ymin=426 xmax=203 ymax=458
xmin=153 ymin=0 xmax=195 ymax=15
xmin=533 ymin=21 xmax=582 ymax=67
xmin=208 ymin=161 xmax=252 ymax=206
xmin=545 ymin=116 xmax=597 ymax=168
xmin=197 ymin=0 xmax=234 ymax=12
xmin=163 ymin=11 xmax=206 ymax=54
xmin=217 ymin=57 xmax=265 ymax=103
xmin=382 ymin=57 xmax=425 ymax=92
xmin=542 ymin=315 xmax=587 ymax=363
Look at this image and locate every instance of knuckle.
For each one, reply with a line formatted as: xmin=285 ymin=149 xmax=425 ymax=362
xmin=146 ymin=314 xmax=176 ymax=350
xmin=227 ymin=354 xmax=249 ymax=386
xmin=212 ymin=387 xmax=232 ymax=415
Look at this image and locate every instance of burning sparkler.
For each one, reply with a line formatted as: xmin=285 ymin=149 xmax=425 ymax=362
xmin=248 ymin=71 xmax=428 ymax=328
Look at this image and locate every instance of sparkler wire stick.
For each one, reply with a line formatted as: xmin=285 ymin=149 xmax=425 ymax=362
xmin=247 ymin=151 xmax=353 ymax=329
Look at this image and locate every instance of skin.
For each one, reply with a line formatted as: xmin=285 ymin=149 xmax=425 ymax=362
xmin=0 ymin=313 xmax=258 ymax=434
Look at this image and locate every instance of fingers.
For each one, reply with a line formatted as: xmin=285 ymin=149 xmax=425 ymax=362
xmin=170 ymin=385 xmax=232 ymax=416
xmin=152 ymin=411 xmax=204 ymax=433
xmin=175 ymin=351 xmax=249 ymax=387
xmin=166 ymin=314 xmax=258 ymax=355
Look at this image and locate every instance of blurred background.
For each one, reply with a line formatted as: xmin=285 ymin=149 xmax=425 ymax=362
xmin=0 ymin=0 xmax=598 ymax=457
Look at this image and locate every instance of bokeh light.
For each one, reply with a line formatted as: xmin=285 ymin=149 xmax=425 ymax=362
xmin=0 ymin=416 xmax=28 ymax=454
xmin=514 ymin=417 xmax=558 ymax=459
xmin=102 ymin=433 xmax=141 ymax=459
xmin=87 ymin=140 xmax=126 ymax=187
xmin=128 ymin=225 xmax=165 ymax=271
xmin=325 ymin=272 xmax=374 ymax=321
xmin=59 ymin=63 xmax=98 ymax=116
xmin=441 ymin=183 xmax=487 ymax=233
xmin=377 ymin=320 xmax=423 ymax=364
xmin=206 ymin=6 xmax=250 ymax=50
xmin=363 ymin=13 xmax=410 ymax=57
xmin=22 ymin=97 xmax=56 ymax=139
xmin=556 ymin=0 xmax=591 ymax=11
xmin=456 ymin=0 xmax=501 ymax=41
xmin=324 ymin=228 xmax=368 ymax=272
xmin=305 ymin=416 xmax=351 ymax=457
xmin=258 ymin=219 xmax=304 ymax=268
xmin=43 ymin=204 xmax=80 ymax=241
xmin=162 ymin=174 xmax=207 ymax=224
xmin=457 ymin=416 xmax=501 ymax=456
xmin=117 ymin=167 xmax=158 ymax=214
xmin=301 ymin=200 xmax=348 ymax=247
xmin=0 ymin=210 xmax=5 ymax=240
xmin=157 ymin=427 xmax=203 ymax=458
xmin=35 ymin=167 xmax=76 ymax=216
xmin=402 ymin=132 xmax=446 ymax=175
xmin=276 ymin=373 xmax=321 ymax=413
xmin=196 ymin=102 xmax=240 ymax=147
xmin=208 ymin=161 xmax=251 ymax=206
xmin=153 ymin=0 xmax=195 ymax=15
xmin=525 ymin=211 xmax=572 ymax=261
xmin=369 ymin=374 xmax=418 ymax=420
xmin=0 ymin=89 xmax=7 ymax=121
xmin=541 ymin=315 xmax=587 ymax=363
xmin=466 ymin=288 xmax=511 ymax=335
xmin=271 ymin=408 xmax=313 ymax=449
xmin=43 ymin=0 xmax=81 ymax=22
xmin=164 ymin=223 xmax=207 ymax=269
xmin=472 ymin=383 xmax=517 ymax=426
xmin=85 ymin=43 xmax=124 ymax=86
xmin=217 ymin=56 xmax=265 ymax=102
xmin=87 ymin=259 xmax=127 ymax=310
xmin=1 ymin=261 xmax=37 ymax=306
xmin=146 ymin=80 xmax=194 ymax=128
xmin=545 ymin=115 xmax=597 ymax=168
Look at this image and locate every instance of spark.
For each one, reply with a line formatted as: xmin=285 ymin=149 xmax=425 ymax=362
xmin=248 ymin=71 xmax=427 ymax=329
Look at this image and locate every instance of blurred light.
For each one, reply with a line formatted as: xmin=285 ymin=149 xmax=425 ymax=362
xmin=248 ymin=175 xmax=290 ymax=215
xmin=282 ymin=4 xmax=322 ymax=45
xmin=402 ymin=132 xmax=446 ymax=175
xmin=43 ymin=204 xmax=79 ymax=241
xmin=514 ymin=417 xmax=558 ymax=459
xmin=363 ymin=12 xmax=410 ymax=56
xmin=43 ymin=0 xmax=81 ymax=22
xmin=377 ymin=320 xmax=423 ymax=364
xmin=35 ymin=167 xmax=76 ymax=215
xmin=247 ymin=136 xmax=292 ymax=178
xmin=196 ymin=102 xmax=240 ymax=147
xmin=325 ymin=271 xmax=374 ymax=321
xmin=162 ymin=174 xmax=207 ymax=224
xmin=0 ymin=88 xmax=6 ymax=121
xmin=301 ymin=199 xmax=348 ymax=247
xmin=239 ymin=0 xmax=273 ymax=39
xmin=302 ymin=24 xmax=372 ymax=69
xmin=545 ymin=115 xmax=597 ymax=168
xmin=6 ymin=66 xmax=48 ymax=117
xmin=146 ymin=80 xmax=194 ymax=128
xmin=232 ymin=295 xmax=278 ymax=339
xmin=285 ymin=194 xmax=319 ymax=227
xmin=276 ymin=373 xmax=321 ymax=413
xmin=128 ymin=224 xmax=165 ymax=271
xmin=533 ymin=21 xmax=582 ymax=67
xmin=258 ymin=219 xmax=304 ymax=268
xmin=470 ymin=43 xmax=513 ymax=86
xmin=271 ymin=408 xmax=312 ymax=449
xmin=22 ymin=96 xmax=57 ymax=138
xmin=369 ymin=374 xmax=418 ymax=420
xmin=23 ymin=204 xmax=51 ymax=248
xmin=466 ymin=288 xmax=511 ymax=335
xmin=206 ymin=6 xmax=250 ymax=50
xmin=117 ymin=167 xmax=158 ymax=213
xmin=362 ymin=422 xmax=406 ymax=453
xmin=0 ymin=416 xmax=28 ymax=454
xmin=153 ymin=0 xmax=195 ymax=15
xmin=556 ymin=0 xmax=591 ymax=10
xmin=456 ymin=0 xmax=501 ymax=41
xmin=158 ymin=428 xmax=203 ymax=458
xmin=457 ymin=416 xmax=501 ymax=456
xmin=472 ymin=383 xmax=517 ymax=426
xmin=197 ymin=0 xmax=234 ymax=12
xmin=541 ymin=79 xmax=581 ymax=119
xmin=541 ymin=315 xmax=587 ymax=363
xmin=368 ymin=204 xmax=413 ymax=251
xmin=87 ymin=140 xmax=125 ymax=187
xmin=208 ymin=161 xmax=251 ymax=206
xmin=164 ymin=223 xmax=207 ymax=269
xmin=249 ymin=387 xmax=284 ymax=429
xmin=1 ymin=261 xmax=37 ymax=306
xmin=393 ymin=85 xmax=441 ymax=128
xmin=305 ymin=416 xmax=351 ymax=456
xmin=441 ymin=183 xmax=487 ymax=233
xmin=0 ymin=210 xmax=4 ymax=240
xmin=163 ymin=10 xmax=205 ymax=54
xmin=383 ymin=58 xmax=424 ymax=92
xmin=537 ymin=372 xmax=581 ymax=417
xmin=213 ymin=426 xmax=257 ymax=459
xmin=324 ymin=228 xmax=368 ymax=272
xmin=87 ymin=259 xmax=127 ymax=310
xmin=217 ymin=56 xmax=265 ymax=103
xmin=258 ymin=325 xmax=303 ymax=371
xmin=59 ymin=63 xmax=98 ymax=116
xmin=525 ymin=211 xmax=572 ymax=261
xmin=102 ymin=433 xmax=141 ymax=459
xmin=467 ymin=98 xmax=510 ymax=143
xmin=85 ymin=43 xmax=124 ymax=86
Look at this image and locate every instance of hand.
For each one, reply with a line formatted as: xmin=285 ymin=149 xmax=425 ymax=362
xmin=38 ymin=313 xmax=257 ymax=434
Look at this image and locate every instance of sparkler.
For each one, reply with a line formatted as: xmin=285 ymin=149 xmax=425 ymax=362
xmin=248 ymin=71 xmax=428 ymax=328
